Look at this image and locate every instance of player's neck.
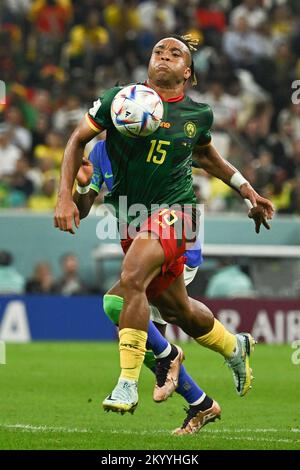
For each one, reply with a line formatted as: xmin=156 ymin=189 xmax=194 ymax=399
xmin=146 ymin=79 xmax=184 ymax=101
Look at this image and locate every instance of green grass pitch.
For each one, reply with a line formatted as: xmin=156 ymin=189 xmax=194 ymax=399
xmin=0 ymin=342 xmax=299 ymax=450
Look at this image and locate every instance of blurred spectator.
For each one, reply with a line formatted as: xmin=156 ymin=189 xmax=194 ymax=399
xmin=33 ymin=130 xmax=64 ymax=168
xmin=29 ymin=0 xmax=72 ymax=38
xmin=278 ymin=103 xmax=300 ymax=140
xmin=5 ymin=106 xmax=32 ymax=152
xmin=240 ymin=115 xmax=269 ymax=158
xmin=14 ymin=155 xmax=43 ymax=191
xmin=254 ymin=149 xmax=275 ymax=190
xmin=270 ymin=3 xmax=295 ymax=42
xmin=205 ymin=258 xmax=254 ymax=298
xmin=53 ymin=95 xmax=85 ymax=132
xmin=268 ymin=111 xmax=295 ymax=170
xmin=28 ymin=175 xmax=57 ymax=211
xmin=0 ymin=250 xmax=25 ymax=294
xmin=5 ymin=156 xmax=35 ymax=207
xmin=264 ymin=168 xmax=295 ymax=213
xmin=195 ymin=80 xmax=242 ymax=130
xmin=0 ymin=123 xmax=22 ymax=177
xmin=196 ymin=0 xmax=226 ymax=33
xmin=3 ymin=0 xmax=31 ymax=16
xmin=26 ymin=261 xmax=57 ymax=294
xmin=195 ymin=0 xmax=226 ymax=48
xmin=55 ymin=253 xmax=87 ymax=295
xmin=66 ymin=9 xmax=110 ymax=73
xmin=138 ymin=0 xmax=176 ymax=34
xmin=223 ymin=16 xmax=264 ymax=70
xmin=230 ymin=0 xmax=267 ymax=29
xmin=30 ymin=114 xmax=51 ymax=151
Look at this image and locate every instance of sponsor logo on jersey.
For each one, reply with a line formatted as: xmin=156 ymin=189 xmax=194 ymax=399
xmin=184 ymin=121 xmax=196 ymax=138
xmin=160 ymin=121 xmax=171 ymax=129
xmin=89 ymin=99 xmax=101 ymax=118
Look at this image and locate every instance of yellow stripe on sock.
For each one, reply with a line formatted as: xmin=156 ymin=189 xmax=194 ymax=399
xmin=119 ymin=328 xmax=147 ymax=381
xmin=195 ymin=319 xmax=236 ymax=359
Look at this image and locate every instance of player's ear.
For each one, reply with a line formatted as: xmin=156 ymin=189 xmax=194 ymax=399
xmin=184 ymin=67 xmax=191 ymax=81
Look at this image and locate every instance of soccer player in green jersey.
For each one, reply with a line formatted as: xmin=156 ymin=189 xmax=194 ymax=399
xmin=54 ymin=35 xmax=275 ymax=426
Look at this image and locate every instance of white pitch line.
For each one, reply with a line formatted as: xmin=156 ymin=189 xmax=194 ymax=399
xmin=0 ymin=424 xmax=91 ymax=433
xmin=1 ymin=423 xmax=300 ymax=445
xmin=198 ymin=434 xmax=300 ymax=445
xmin=202 ymin=428 xmax=300 ymax=434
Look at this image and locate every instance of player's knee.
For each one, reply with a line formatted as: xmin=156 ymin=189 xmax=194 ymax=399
xmin=103 ymin=294 xmax=124 ymax=325
xmin=120 ymin=269 xmax=145 ymax=293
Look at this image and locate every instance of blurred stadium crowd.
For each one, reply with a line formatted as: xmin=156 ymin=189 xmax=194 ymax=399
xmin=1 ymin=0 xmax=300 ymax=214
xmin=0 ymin=248 xmax=256 ymax=298
xmin=0 ymin=249 xmax=94 ymax=294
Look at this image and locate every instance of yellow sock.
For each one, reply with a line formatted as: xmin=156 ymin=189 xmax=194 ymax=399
xmin=119 ymin=328 xmax=147 ymax=381
xmin=195 ymin=319 xmax=236 ymax=359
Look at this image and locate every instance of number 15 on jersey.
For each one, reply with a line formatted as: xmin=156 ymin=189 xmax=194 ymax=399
xmin=146 ymin=140 xmax=170 ymax=165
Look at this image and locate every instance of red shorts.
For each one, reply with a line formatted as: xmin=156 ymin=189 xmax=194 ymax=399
xmin=120 ymin=208 xmax=194 ymax=300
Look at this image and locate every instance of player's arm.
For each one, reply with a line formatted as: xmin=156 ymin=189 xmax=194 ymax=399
xmin=54 ymin=117 xmax=104 ymax=234
xmin=193 ymin=143 xmax=275 ymax=232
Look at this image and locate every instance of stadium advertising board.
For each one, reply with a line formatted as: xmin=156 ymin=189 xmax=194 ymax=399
xmin=168 ymin=299 xmax=300 ymax=344
xmin=0 ymin=297 xmax=299 ymax=344
xmin=0 ymin=296 xmax=116 ymax=342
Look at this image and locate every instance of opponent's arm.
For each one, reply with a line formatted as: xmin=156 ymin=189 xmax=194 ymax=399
xmin=194 ymin=143 xmax=275 ymax=232
xmin=54 ymin=117 xmax=103 ymax=234
xmin=73 ymin=157 xmax=98 ymax=219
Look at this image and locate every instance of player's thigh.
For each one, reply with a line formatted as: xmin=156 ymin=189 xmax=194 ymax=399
xmin=120 ymin=233 xmax=165 ymax=290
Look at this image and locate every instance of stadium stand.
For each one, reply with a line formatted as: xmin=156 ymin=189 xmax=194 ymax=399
xmin=0 ymin=0 xmax=300 ymax=214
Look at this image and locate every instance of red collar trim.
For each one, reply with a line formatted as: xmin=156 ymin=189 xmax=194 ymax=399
xmin=165 ymin=94 xmax=185 ymax=103
xmin=144 ymin=82 xmax=185 ymax=103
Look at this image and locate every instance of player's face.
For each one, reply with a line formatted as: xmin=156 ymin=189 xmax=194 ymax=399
xmin=148 ymin=38 xmax=191 ymax=86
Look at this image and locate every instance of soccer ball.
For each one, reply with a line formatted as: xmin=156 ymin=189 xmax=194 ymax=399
xmin=110 ymin=84 xmax=164 ymax=138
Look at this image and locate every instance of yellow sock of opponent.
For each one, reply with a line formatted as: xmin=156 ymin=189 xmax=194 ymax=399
xmin=119 ymin=328 xmax=148 ymax=381
xmin=195 ymin=318 xmax=236 ymax=359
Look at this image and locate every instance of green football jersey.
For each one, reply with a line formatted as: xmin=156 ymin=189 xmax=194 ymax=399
xmin=86 ymin=85 xmax=213 ymax=224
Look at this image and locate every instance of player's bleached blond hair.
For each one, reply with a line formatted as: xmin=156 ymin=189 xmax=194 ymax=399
xmin=171 ymin=34 xmax=200 ymax=86
xmin=181 ymin=34 xmax=200 ymax=52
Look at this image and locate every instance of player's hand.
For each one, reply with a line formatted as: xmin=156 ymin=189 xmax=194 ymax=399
xmin=239 ymin=183 xmax=275 ymax=219
xmin=76 ymin=157 xmax=94 ymax=187
xmin=248 ymin=205 xmax=271 ymax=234
xmin=54 ymin=196 xmax=80 ymax=235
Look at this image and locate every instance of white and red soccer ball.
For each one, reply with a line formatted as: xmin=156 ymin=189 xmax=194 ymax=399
xmin=111 ymin=84 xmax=164 ymax=138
